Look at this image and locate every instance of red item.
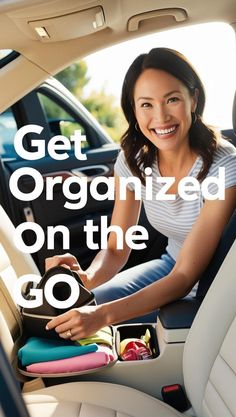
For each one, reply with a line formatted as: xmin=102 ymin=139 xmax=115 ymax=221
xmin=121 ymin=343 xmax=152 ymax=361
xmin=162 ymin=384 xmax=180 ymax=393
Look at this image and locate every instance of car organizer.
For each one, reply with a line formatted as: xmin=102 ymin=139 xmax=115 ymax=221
xmin=17 ymin=266 xmax=159 ymax=378
xmin=115 ymin=324 xmax=159 ymax=361
xmin=17 ymin=326 xmax=118 ymax=378
xmin=17 ymin=324 xmax=159 ymax=378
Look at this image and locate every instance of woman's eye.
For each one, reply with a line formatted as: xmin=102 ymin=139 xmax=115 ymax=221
xmin=167 ymin=97 xmax=179 ymax=104
xmin=141 ymin=102 xmax=151 ymax=108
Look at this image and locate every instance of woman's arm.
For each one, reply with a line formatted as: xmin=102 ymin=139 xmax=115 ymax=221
xmin=46 ymin=186 xmax=236 ymax=339
xmin=45 ymin=175 xmax=142 ymax=290
xmin=104 ymin=185 xmax=236 ymax=323
xmin=104 ymin=187 xmax=236 ymax=322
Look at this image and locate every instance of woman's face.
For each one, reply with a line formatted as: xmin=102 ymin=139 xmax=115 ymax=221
xmin=133 ymin=68 xmax=198 ymax=153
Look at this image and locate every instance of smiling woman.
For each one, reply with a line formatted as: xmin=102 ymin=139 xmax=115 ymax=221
xmin=1 ymin=1 xmax=236 ymax=414
xmin=121 ymin=48 xmax=218 ymax=184
xmin=45 ymin=47 xmax=236 ymax=337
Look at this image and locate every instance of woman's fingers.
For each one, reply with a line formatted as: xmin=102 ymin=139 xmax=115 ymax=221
xmin=46 ymin=305 xmax=105 ymax=340
xmin=59 ymin=327 xmax=81 ymax=340
xmin=55 ymin=315 xmax=80 ymax=335
xmin=46 ymin=310 xmax=84 ymax=340
xmin=46 ymin=310 xmax=75 ymax=331
xmin=45 ymin=253 xmax=80 ymax=271
xmin=44 ymin=253 xmax=92 ymax=288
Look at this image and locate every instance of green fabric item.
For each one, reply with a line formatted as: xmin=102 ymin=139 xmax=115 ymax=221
xmin=18 ymin=337 xmax=98 ymax=366
xmin=78 ymin=327 xmax=113 ymax=347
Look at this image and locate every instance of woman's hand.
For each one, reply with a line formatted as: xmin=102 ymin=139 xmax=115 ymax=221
xmin=45 ymin=253 xmax=93 ymax=288
xmin=45 ymin=252 xmax=80 ymax=271
xmin=45 ymin=305 xmax=107 ymax=340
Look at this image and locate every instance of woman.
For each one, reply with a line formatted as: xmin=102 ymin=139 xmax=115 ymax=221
xmin=46 ymin=48 xmax=236 ymax=340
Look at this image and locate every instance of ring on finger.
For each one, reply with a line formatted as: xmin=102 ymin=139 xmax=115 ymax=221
xmin=66 ymin=329 xmax=72 ymax=338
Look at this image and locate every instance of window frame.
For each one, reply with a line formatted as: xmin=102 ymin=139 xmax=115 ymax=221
xmin=0 ymin=51 xmax=20 ymax=69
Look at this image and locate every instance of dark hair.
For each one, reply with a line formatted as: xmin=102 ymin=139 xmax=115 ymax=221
xmin=120 ymin=47 xmax=219 ymax=183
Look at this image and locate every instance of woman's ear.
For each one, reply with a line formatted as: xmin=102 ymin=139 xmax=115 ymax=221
xmin=192 ymin=88 xmax=199 ymax=112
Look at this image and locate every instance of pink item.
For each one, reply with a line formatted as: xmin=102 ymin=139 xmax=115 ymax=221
xmin=97 ymin=344 xmax=114 ymax=361
xmin=26 ymin=351 xmax=110 ymax=374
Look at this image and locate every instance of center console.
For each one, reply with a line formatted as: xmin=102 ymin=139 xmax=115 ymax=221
xmin=44 ymin=298 xmax=201 ymax=400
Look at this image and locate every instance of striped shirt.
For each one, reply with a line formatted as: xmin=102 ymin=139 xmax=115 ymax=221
xmin=114 ymin=138 xmax=236 ymax=261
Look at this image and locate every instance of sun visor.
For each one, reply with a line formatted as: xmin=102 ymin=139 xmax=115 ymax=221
xmin=28 ymin=6 xmax=106 ymax=42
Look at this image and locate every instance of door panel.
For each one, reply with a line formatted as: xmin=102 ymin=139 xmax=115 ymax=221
xmin=1 ymin=83 xmax=119 ymax=272
xmin=1 ymin=79 xmax=167 ymax=275
xmin=5 ymin=150 xmax=118 ymax=272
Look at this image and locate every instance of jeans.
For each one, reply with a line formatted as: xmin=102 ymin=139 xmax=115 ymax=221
xmin=93 ymin=252 xmax=176 ymax=323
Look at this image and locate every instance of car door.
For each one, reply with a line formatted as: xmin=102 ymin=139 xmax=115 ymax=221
xmin=1 ymin=79 xmax=119 ymax=273
xmin=0 ymin=78 xmax=168 ymax=275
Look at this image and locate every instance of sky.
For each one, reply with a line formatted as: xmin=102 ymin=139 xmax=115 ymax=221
xmin=84 ymin=22 xmax=236 ymax=129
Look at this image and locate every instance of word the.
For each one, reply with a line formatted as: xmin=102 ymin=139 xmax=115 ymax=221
xmin=13 ymin=216 xmax=149 ymax=254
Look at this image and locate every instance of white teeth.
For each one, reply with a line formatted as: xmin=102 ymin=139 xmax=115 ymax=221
xmin=154 ymin=125 xmax=177 ymax=135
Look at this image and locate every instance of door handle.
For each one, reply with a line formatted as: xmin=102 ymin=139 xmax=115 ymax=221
xmin=71 ymin=165 xmax=110 ymax=181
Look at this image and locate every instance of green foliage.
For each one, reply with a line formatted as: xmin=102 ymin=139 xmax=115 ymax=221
xmin=55 ymin=61 xmax=128 ymax=142
xmin=83 ymin=89 xmax=127 ymax=142
xmin=56 ymin=61 xmax=90 ymax=97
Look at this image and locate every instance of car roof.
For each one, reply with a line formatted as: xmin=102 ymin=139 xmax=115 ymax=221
xmin=0 ymin=0 xmax=236 ymax=112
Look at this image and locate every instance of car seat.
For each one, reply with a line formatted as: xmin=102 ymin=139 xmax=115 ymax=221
xmin=0 ymin=237 xmax=235 ymax=417
xmin=0 ymin=204 xmax=39 ymax=365
xmin=158 ymin=208 xmax=236 ymax=331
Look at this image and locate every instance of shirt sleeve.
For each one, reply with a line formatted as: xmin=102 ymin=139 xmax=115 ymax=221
xmin=114 ymin=150 xmax=136 ymax=191
xmin=206 ymin=141 xmax=236 ymax=196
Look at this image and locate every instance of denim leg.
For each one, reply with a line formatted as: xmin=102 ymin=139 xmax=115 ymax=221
xmin=93 ymin=253 xmax=175 ymax=323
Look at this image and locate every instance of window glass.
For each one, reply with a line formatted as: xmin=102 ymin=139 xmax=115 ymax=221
xmin=0 ymin=109 xmax=18 ymax=157
xmin=0 ymin=49 xmax=12 ymax=59
xmin=38 ymin=93 xmax=89 ymax=148
xmin=0 ymin=50 xmax=19 ymax=68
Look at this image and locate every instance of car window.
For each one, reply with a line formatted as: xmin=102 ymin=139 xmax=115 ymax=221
xmin=0 ymin=109 xmax=18 ymax=157
xmin=0 ymin=49 xmax=19 ymax=69
xmin=38 ymin=92 xmax=89 ymax=149
xmin=84 ymin=22 xmax=236 ymax=131
xmin=0 ymin=49 xmax=12 ymax=59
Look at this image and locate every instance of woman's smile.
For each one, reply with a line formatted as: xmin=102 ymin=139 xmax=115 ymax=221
xmin=150 ymin=124 xmax=179 ymax=139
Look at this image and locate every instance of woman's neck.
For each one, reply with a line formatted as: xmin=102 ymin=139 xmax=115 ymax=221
xmin=157 ymin=147 xmax=198 ymax=178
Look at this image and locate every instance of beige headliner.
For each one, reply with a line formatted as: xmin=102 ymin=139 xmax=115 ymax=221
xmin=0 ymin=0 xmax=236 ymax=112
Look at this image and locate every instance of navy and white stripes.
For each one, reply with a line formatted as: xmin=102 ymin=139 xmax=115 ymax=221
xmin=114 ymin=139 xmax=236 ymax=261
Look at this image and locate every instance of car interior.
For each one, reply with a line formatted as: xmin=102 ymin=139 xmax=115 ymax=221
xmin=0 ymin=207 xmax=235 ymax=417
xmin=0 ymin=0 xmax=236 ymax=416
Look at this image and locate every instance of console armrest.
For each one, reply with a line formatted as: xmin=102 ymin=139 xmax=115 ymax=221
xmin=158 ymin=297 xmax=202 ymax=330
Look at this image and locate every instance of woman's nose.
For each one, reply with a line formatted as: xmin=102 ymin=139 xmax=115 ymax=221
xmin=153 ymin=105 xmax=170 ymax=123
